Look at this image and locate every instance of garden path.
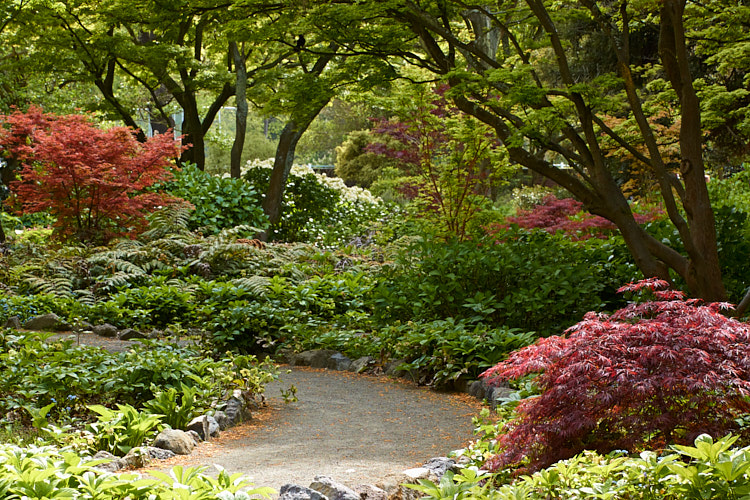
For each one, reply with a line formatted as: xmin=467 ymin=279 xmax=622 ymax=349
xmin=147 ymin=366 xmax=481 ymax=494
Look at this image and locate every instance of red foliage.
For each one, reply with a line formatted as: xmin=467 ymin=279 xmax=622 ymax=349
xmin=481 ymin=278 xmax=750 ymax=473
xmin=1 ymin=107 xmax=183 ymax=244
xmin=487 ymin=195 xmax=659 ymax=241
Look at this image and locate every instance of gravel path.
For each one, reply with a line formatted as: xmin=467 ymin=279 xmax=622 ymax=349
xmin=48 ymin=333 xmax=482 ymax=493
xmin=152 ymin=367 xmax=482 ymax=493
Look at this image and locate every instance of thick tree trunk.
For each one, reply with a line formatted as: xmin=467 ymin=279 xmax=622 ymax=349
xmin=230 ymin=42 xmax=248 ymax=179
xmin=180 ymin=96 xmax=206 ymax=169
xmin=260 ymin=48 xmax=336 ymax=234
xmin=660 ymin=0 xmax=725 ymax=301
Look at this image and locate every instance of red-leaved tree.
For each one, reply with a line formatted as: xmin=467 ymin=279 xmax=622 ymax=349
xmin=1 ymin=108 xmax=183 ymax=245
xmin=482 ymin=278 xmax=750 ymax=473
xmin=485 ymin=195 xmax=661 ymax=241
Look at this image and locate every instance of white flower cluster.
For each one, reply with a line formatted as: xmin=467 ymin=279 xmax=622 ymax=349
xmin=243 ymin=158 xmax=382 ymax=205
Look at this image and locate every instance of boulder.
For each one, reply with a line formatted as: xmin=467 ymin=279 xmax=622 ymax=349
xmin=279 ymin=484 xmax=328 ymax=500
xmin=75 ymin=321 xmax=94 ymax=333
xmin=290 ymin=350 xmax=339 ymax=369
xmin=488 ymin=385 xmax=513 ymax=409
xmin=224 ymin=396 xmax=251 ymax=426
xmin=91 ymin=450 xmax=126 ymax=472
xmin=376 ymin=469 xmax=438 ymax=500
xmin=213 ymin=410 xmax=230 ymax=430
xmin=118 ymin=328 xmax=147 ymax=340
xmin=153 ymin=429 xmax=196 ymax=455
xmin=122 ymin=447 xmax=152 ymax=469
xmin=186 ymin=415 xmax=220 ymax=440
xmin=352 ymin=484 xmax=388 ymax=500
xmin=23 ymin=313 xmax=61 ymax=331
xmin=329 ymin=353 xmax=352 ymax=371
xmin=92 ymin=323 xmax=118 ymax=338
xmin=4 ymin=316 xmax=21 ymax=329
xmin=349 ymin=356 xmax=375 ymax=374
xmin=467 ymin=379 xmax=490 ymax=400
xmin=309 ymin=475 xmax=360 ymax=500
xmin=384 ymin=359 xmax=409 ymax=378
xmin=122 ymin=446 xmax=176 ymax=468
xmin=144 ymin=446 xmax=176 ymax=461
xmin=421 ymin=457 xmax=458 ymax=480
xmin=186 ymin=430 xmax=202 ymax=444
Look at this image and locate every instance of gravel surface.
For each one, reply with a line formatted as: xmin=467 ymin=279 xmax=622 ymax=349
xmin=46 ymin=333 xmax=482 ymax=494
xmin=151 ymin=367 xmax=482 ymax=494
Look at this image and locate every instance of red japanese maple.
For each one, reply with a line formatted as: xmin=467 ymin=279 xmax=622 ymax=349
xmin=2 ymin=108 xmax=182 ymax=244
xmin=486 ymin=195 xmax=659 ymax=241
xmin=481 ymin=278 xmax=750 ymax=473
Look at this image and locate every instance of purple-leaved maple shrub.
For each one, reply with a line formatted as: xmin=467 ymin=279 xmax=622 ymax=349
xmin=482 ymin=278 xmax=750 ymax=473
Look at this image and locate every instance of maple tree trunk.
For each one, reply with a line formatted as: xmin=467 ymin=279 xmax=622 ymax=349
xmin=659 ymin=0 xmax=725 ymax=301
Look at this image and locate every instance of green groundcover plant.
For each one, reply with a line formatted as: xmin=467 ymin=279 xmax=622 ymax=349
xmin=0 ymin=443 xmax=273 ymax=499
xmin=414 ymin=434 xmax=750 ymax=499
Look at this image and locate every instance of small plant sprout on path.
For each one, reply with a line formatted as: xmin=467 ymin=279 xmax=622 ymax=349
xmin=482 ymin=278 xmax=750 ymax=473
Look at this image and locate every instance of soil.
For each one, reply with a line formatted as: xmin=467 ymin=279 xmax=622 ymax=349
xmin=49 ymin=332 xmax=484 ymax=494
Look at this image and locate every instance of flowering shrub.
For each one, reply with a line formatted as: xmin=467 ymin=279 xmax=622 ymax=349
xmin=481 ymin=278 xmax=750 ymax=473
xmin=243 ymin=159 xmax=385 ymax=244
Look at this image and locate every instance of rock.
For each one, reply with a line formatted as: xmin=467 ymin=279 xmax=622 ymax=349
xmin=22 ymin=313 xmax=61 ymax=331
xmin=144 ymin=446 xmax=176 ymax=461
xmin=329 ymin=353 xmax=352 ymax=371
xmin=55 ymin=320 xmax=73 ymax=331
xmin=123 ymin=447 xmax=152 ymax=469
xmin=349 ymin=356 xmax=375 ymax=374
xmin=186 ymin=415 xmax=220 ymax=440
xmin=213 ymin=410 xmax=229 ymax=430
xmin=92 ymin=323 xmax=118 ymax=338
xmin=488 ymin=385 xmax=513 ymax=409
xmin=4 ymin=316 xmax=21 ymax=329
xmin=467 ymin=379 xmax=490 ymax=400
xmin=289 ymin=350 xmax=339 ymax=369
xmin=279 ymin=484 xmax=329 ymax=500
xmin=118 ymin=328 xmax=147 ymax=340
xmin=224 ymin=396 xmax=251 ymax=426
xmin=91 ymin=450 xmax=126 ymax=472
xmin=352 ymin=484 xmax=388 ymax=500
xmin=421 ymin=457 xmax=457 ymax=480
xmin=186 ymin=430 xmax=202 ymax=444
xmin=309 ymin=476 xmax=360 ymax=500
xmin=153 ymin=429 xmax=196 ymax=455
xmin=384 ymin=359 xmax=409 ymax=378
xmin=275 ymin=348 xmax=294 ymax=364
xmin=75 ymin=321 xmax=94 ymax=333
xmin=376 ymin=470 xmax=438 ymax=500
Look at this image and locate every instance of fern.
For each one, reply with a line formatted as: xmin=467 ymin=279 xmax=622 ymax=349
xmin=72 ymin=289 xmax=96 ymax=306
xmin=23 ymin=275 xmax=73 ymax=298
xmin=213 ymin=225 xmax=264 ymax=244
xmin=142 ymin=204 xmax=194 ymax=241
xmin=231 ymin=276 xmax=271 ymax=298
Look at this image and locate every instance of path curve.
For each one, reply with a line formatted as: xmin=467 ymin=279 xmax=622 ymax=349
xmin=153 ymin=367 xmax=481 ymax=492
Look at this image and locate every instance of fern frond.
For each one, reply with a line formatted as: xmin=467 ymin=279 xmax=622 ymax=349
xmin=231 ymin=276 xmax=271 ymax=298
xmin=24 ymin=275 xmax=73 ymax=298
xmin=73 ymin=289 xmax=96 ymax=306
xmin=213 ymin=225 xmax=264 ymax=244
xmin=143 ymin=204 xmax=194 ymax=240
